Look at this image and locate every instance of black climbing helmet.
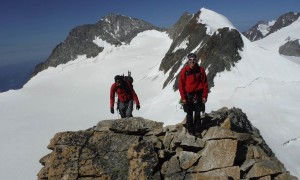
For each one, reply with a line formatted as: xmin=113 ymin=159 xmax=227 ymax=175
xmin=187 ymin=53 xmax=197 ymax=59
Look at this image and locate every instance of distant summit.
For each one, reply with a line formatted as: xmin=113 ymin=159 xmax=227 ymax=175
xmin=248 ymin=12 xmax=300 ymax=58
xmin=243 ymin=12 xmax=300 ymax=41
xmin=30 ymin=13 xmax=163 ymax=78
xmin=242 ymin=20 xmax=274 ymax=42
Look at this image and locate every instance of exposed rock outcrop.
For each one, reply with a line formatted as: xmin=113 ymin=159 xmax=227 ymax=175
xmin=37 ymin=107 xmax=296 ymax=179
xmin=243 ymin=12 xmax=300 ymax=42
xmin=31 ymin=13 xmax=163 ymax=78
xmin=267 ymin=12 xmax=300 ymax=36
xmin=242 ymin=21 xmax=269 ymax=41
xmin=279 ymin=39 xmax=300 ymax=57
xmin=160 ymin=9 xmax=243 ymax=91
xmin=167 ymin=12 xmax=193 ymax=40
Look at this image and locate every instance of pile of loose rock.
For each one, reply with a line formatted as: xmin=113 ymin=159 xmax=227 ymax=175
xmin=37 ymin=107 xmax=297 ymax=179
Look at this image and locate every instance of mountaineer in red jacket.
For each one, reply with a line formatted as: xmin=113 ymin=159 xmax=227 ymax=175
xmin=110 ymin=75 xmax=140 ymax=118
xmin=178 ymin=53 xmax=208 ymax=136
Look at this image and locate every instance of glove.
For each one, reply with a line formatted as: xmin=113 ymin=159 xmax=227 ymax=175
xmin=201 ymin=103 xmax=205 ymax=113
xmin=110 ymin=107 xmax=114 ymax=114
xmin=183 ymin=104 xmax=188 ymax=112
xmin=136 ymin=104 xmax=140 ymax=110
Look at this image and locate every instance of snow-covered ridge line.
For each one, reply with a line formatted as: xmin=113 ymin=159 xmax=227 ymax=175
xmin=197 ymin=7 xmax=236 ymax=35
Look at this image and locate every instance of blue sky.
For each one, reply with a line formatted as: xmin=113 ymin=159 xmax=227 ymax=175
xmin=0 ymin=0 xmax=299 ymax=67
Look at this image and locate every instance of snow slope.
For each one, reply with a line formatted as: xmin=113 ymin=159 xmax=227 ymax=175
xmin=207 ymin=35 xmax=300 ymax=177
xmin=255 ymin=17 xmax=300 ymax=53
xmin=1 ymin=11 xmax=300 ymax=180
xmin=0 ymin=30 xmax=175 ymax=179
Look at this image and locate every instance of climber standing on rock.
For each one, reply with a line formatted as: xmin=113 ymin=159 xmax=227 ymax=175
xmin=178 ymin=53 xmax=208 ymax=136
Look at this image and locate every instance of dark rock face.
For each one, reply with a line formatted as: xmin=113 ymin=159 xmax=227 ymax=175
xmin=160 ymin=11 xmax=208 ymax=73
xmin=243 ymin=12 xmax=300 ymax=42
xmin=242 ymin=21 xmax=268 ymax=41
xmin=279 ymin=39 xmax=300 ymax=57
xmin=37 ymin=108 xmax=296 ymax=179
xmin=160 ymin=10 xmax=244 ymax=91
xmin=159 ymin=11 xmax=210 ymax=90
xmin=197 ymin=28 xmax=243 ymax=89
xmin=267 ymin=12 xmax=300 ymax=35
xmin=30 ymin=13 xmax=163 ymax=78
xmin=167 ymin=12 xmax=193 ymax=40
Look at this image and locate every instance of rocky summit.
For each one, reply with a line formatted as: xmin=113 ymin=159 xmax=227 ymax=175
xmin=37 ymin=107 xmax=297 ymax=180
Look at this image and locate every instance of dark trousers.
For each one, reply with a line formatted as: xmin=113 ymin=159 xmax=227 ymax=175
xmin=184 ymin=91 xmax=205 ymax=134
xmin=185 ymin=101 xmax=203 ymax=134
xmin=118 ymin=100 xmax=133 ymax=118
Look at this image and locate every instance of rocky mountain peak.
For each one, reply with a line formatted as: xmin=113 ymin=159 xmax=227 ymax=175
xmin=243 ymin=12 xmax=300 ymax=41
xmin=98 ymin=13 xmax=164 ymax=44
xmin=242 ymin=21 xmax=269 ymax=41
xmin=37 ymin=107 xmax=296 ymax=179
xmin=267 ymin=12 xmax=300 ymax=35
xmin=167 ymin=12 xmax=193 ymax=40
xmin=160 ymin=9 xmax=243 ymax=91
xmin=30 ymin=13 xmax=163 ymax=78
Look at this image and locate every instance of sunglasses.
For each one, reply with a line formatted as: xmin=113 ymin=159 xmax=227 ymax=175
xmin=188 ymin=58 xmax=197 ymax=61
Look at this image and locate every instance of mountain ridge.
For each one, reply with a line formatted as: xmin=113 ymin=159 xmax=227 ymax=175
xmin=243 ymin=12 xmax=300 ymax=41
xmin=30 ymin=13 xmax=164 ymax=78
xmin=1 ymin=8 xmax=300 ymax=179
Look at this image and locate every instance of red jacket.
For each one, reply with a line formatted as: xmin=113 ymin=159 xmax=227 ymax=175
xmin=178 ymin=65 xmax=208 ymax=101
xmin=110 ymin=81 xmax=140 ymax=108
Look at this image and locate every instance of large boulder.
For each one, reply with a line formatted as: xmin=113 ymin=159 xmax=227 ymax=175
xmin=279 ymin=39 xmax=300 ymax=57
xmin=37 ymin=108 xmax=297 ymax=179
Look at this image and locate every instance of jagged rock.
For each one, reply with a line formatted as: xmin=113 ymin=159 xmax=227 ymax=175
xmin=247 ymin=145 xmax=269 ymax=159
xmin=177 ymin=151 xmax=201 ymax=169
xmin=47 ymin=130 xmax=93 ymax=150
xmin=31 ymin=13 xmax=164 ymax=78
xmin=200 ymin=166 xmax=240 ymax=179
xmin=202 ymin=126 xmax=236 ymax=141
xmin=267 ymin=12 xmax=300 ymax=36
xmin=95 ymin=117 xmax=163 ymax=134
xmin=159 ymin=10 xmax=209 ymax=89
xmin=189 ymin=139 xmax=238 ymax=172
xmin=160 ymin=8 xmax=244 ymax=91
xmin=240 ymin=159 xmax=256 ymax=172
xmin=171 ymin=131 xmax=204 ymax=151
xmin=275 ymin=173 xmax=298 ymax=180
xmin=279 ymin=39 xmax=300 ymax=57
xmin=161 ymin=154 xmax=181 ymax=175
xmin=127 ymin=140 xmax=159 ymax=179
xmin=242 ymin=20 xmax=268 ymax=41
xmin=37 ymin=108 xmax=297 ymax=179
xmin=243 ymin=12 xmax=300 ymax=41
xmin=167 ymin=12 xmax=193 ymax=40
xmin=246 ymin=159 xmax=284 ymax=178
xmin=185 ymin=173 xmax=230 ymax=180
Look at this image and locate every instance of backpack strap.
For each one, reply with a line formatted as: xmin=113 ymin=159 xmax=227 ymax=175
xmin=184 ymin=65 xmax=202 ymax=97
